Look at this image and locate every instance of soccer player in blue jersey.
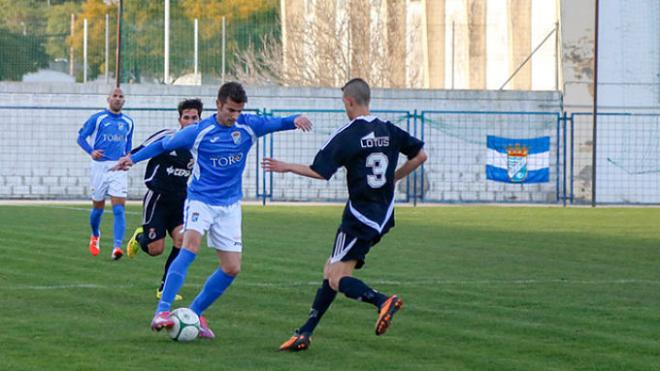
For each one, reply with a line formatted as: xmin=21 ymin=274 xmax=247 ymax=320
xmin=77 ymin=87 xmax=135 ymax=260
xmin=113 ymin=82 xmax=312 ymax=338
xmin=125 ymin=98 xmax=203 ymax=302
xmin=262 ymin=78 xmax=427 ymax=352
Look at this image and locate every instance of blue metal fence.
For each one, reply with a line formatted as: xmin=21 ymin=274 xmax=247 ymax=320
xmin=0 ymin=105 xmax=657 ymax=205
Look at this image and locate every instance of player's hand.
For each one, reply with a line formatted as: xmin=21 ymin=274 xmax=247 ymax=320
xmin=91 ymin=150 xmax=104 ymax=160
xmin=293 ymin=116 xmax=312 ymax=132
xmin=261 ymin=157 xmax=288 ymax=173
xmin=111 ymin=155 xmax=134 ymax=171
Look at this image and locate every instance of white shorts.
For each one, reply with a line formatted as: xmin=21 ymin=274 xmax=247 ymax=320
xmin=90 ymin=160 xmax=128 ymax=201
xmin=183 ymin=199 xmax=243 ymax=252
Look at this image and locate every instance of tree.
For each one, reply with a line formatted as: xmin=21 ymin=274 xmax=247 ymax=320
xmin=0 ymin=30 xmax=48 ymax=80
xmin=233 ymin=0 xmax=414 ymax=88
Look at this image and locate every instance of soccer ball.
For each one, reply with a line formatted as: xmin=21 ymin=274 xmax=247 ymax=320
xmin=167 ymin=308 xmax=200 ymax=342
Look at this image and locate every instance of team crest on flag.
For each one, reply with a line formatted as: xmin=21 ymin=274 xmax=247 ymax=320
xmin=231 ymin=131 xmax=241 ymax=144
xmin=486 ymin=136 xmax=550 ymax=183
xmin=506 ymin=144 xmax=528 ymax=182
xmin=192 ymin=212 xmax=199 ymax=222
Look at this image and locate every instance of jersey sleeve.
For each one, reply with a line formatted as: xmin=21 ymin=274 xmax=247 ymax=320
xmin=393 ymin=125 xmax=424 ymax=159
xmin=125 ymin=118 xmax=134 ymax=155
xmin=309 ymin=132 xmax=348 ymax=180
xmin=241 ymin=113 xmax=298 ymax=137
xmin=76 ymin=114 xmax=98 ymax=154
xmin=131 ymin=125 xmax=197 ymax=163
xmin=130 ymin=129 xmax=173 ymax=155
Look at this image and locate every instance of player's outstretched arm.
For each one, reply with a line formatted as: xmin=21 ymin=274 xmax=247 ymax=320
xmin=394 ymin=149 xmax=428 ymax=182
xmin=262 ymin=157 xmax=325 ymax=179
xmin=246 ymin=114 xmax=312 ymax=137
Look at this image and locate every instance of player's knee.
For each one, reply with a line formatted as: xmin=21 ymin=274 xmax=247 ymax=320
xmin=327 ymin=275 xmax=342 ymax=291
xmin=221 ymin=265 xmax=241 ymax=277
xmin=172 ymin=234 xmax=183 ymax=248
xmin=147 ymin=240 xmax=165 ymax=256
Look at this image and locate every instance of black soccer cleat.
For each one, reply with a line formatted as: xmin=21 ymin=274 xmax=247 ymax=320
xmin=375 ymin=295 xmax=403 ymax=336
xmin=279 ymin=330 xmax=312 ymax=352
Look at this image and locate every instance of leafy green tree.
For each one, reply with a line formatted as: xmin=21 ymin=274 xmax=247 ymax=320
xmin=0 ymin=30 xmax=48 ymax=80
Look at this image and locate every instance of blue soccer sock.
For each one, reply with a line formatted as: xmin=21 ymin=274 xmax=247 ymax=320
xmin=157 ymin=248 xmax=197 ymax=313
xmin=89 ymin=207 xmax=104 ymax=237
xmin=190 ymin=268 xmax=236 ymax=316
xmin=112 ymin=204 xmax=126 ymax=248
xmin=338 ymin=276 xmax=388 ymax=308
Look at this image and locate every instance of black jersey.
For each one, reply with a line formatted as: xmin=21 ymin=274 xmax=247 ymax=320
xmin=131 ymin=129 xmax=193 ymax=198
xmin=310 ymin=115 xmax=424 ymax=240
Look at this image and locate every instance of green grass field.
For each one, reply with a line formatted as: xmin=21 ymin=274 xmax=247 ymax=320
xmin=1 ymin=204 xmax=659 ymax=370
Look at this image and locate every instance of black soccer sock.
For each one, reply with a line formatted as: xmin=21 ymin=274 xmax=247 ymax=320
xmin=137 ymin=232 xmax=150 ymax=254
xmin=159 ymin=246 xmax=181 ymax=291
xmin=299 ymin=280 xmax=337 ymax=334
xmin=338 ymin=276 xmax=388 ymax=308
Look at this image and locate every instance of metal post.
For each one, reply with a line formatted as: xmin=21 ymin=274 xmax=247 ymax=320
xmin=105 ymin=13 xmax=109 ymax=83
xmin=222 ymin=16 xmax=226 ymax=82
xmin=83 ymin=19 xmax=88 ymax=83
xmin=115 ymin=0 xmax=123 ymax=87
xmin=451 ymin=21 xmax=455 ymax=89
xmin=592 ymin=0 xmax=600 ymax=207
xmin=194 ymin=18 xmax=199 ymax=76
xmin=164 ymin=0 xmax=170 ymax=84
xmin=554 ymin=21 xmax=559 ymax=90
xmin=69 ymin=14 xmax=75 ymax=76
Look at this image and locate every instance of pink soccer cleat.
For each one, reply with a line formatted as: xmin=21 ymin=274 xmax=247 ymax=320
xmin=198 ymin=316 xmax=215 ymax=339
xmin=151 ymin=311 xmax=174 ymax=331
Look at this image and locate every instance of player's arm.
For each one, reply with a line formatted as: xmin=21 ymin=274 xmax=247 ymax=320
xmin=113 ymin=126 xmax=197 ymax=170
xmin=124 ymin=119 xmax=135 ymax=155
xmin=261 ymin=158 xmax=325 ymax=179
xmin=243 ymin=114 xmax=312 ymax=137
xmin=394 ymin=149 xmax=428 ymax=182
xmin=393 ymin=125 xmax=427 ymax=182
xmin=76 ymin=115 xmax=103 ymax=159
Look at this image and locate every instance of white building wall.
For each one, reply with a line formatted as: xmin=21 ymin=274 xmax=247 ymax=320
xmin=599 ymin=0 xmax=660 ymax=109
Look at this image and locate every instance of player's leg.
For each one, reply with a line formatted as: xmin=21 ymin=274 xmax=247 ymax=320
xmin=108 ymin=168 xmax=128 ymax=260
xmin=89 ymin=200 xmax=105 ymax=256
xmin=279 ymin=261 xmax=336 ymax=352
xmin=88 ymin=161 xmax=108 ymax=256
xmin=327 ymin=231 xmax=402 ymax=336
xmin=152 ymin=200 xmax=210 ymax=330
xmin=157 ymin=224 xmax=183 ymax=297
xmin=189 ymin=202 xmax=243 ymax=339
xmin=109 ymin=197 xmax=126 ymax=260
xmin=280 ymin=231 xmax=346 ymax=352
xmin=157 ymin=196 xmax=186 ymax=293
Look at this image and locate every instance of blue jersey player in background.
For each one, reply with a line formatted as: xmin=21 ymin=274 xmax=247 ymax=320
xmin=77 ymin=87 xmax=134 ymax=260
xmin=113 ymin=82 xmax=312 ymax=338
xmin=262 ymin=78 xmax=427 ymax=352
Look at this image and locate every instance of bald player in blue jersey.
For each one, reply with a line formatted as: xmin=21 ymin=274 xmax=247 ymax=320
xmin=77 ymin=87 xmax=135 ymax=260
xmin=113 ymin=82 xmax=312 ymax=338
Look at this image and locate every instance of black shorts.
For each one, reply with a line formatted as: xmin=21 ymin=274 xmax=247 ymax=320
xmin=329 ymin=228 xmax=382 ymax=270
xmin=141 ymin=189 xmax=185 ymax=244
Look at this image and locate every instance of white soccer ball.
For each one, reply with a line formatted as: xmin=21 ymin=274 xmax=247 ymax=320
xmin=167 ymin=308 xmax=200 ymax=342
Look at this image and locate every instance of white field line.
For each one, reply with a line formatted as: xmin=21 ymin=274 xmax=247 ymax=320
xmin=4 ymin=279 xmax=659 ymax=291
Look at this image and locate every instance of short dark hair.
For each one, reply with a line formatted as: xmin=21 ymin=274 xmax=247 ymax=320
xmin=341 ymin=78 xmax=370 ymax=106
xmin=177 ymin=98 xmax=203 ymax=118
xmin=217 ymin=81 xmax=248 ymax=104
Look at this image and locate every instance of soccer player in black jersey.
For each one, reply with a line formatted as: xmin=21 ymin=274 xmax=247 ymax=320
xmin=125 ymin=98 xmax=203 ymax=301
xmin=262 ymin=78 xmax=428 ymax=351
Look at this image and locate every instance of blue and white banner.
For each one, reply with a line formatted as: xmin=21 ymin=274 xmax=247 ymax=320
xmin=486 ymin=135 xmax=550 ymax=183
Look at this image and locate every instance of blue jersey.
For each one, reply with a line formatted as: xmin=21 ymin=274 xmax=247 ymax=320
xmin=131 ymin=113 xmax=300 ymax=206
xmin=310 ymin=115 xmax=424 ymax=240
xmin=77 ymin=109 xmax=135 ymax=161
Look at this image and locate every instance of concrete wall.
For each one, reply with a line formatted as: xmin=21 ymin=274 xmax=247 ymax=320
xmin=0 ymin=82 xmax=561 ymax=202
